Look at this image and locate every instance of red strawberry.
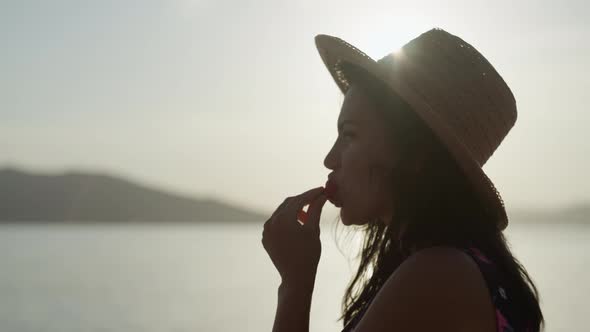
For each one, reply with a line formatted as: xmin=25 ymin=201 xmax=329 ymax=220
xmin=298 ymin=209 xmax=308 ymax=224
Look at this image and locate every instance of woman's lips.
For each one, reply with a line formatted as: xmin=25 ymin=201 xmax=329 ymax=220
xmin=324 ymin=179 xmax=342 ymax=207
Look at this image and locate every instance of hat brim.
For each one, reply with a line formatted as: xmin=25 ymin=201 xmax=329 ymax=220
xmin=315 ymin=34 xmax=508 ymax=230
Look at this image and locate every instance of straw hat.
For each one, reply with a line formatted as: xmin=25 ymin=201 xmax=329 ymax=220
xmin=315 ymin=28 xmax=516 ymax=230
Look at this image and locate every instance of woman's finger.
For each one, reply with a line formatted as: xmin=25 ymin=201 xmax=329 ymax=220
xmin=297 ymin=209 xmax=308 ymax=224
xmin=269 ymin=196 xmax=293 ymax=222
xmin=304 ymin=193 xmax=328 ymax=233
xmin=282 ymin=187 xmax=324 ymax=223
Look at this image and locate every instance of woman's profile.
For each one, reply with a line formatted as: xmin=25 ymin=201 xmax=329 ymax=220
xmin=262 ymin=28 xmax=544 ymax=332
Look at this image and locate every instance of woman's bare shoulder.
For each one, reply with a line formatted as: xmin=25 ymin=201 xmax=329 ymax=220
xmin=399 ymin=245 xmax=481 ymax=277
xmin=352 ymin=246 xmax=496 ymax=332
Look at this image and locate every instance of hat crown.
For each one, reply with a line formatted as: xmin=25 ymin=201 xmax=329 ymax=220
xmin=314 ymin=28 xmax=516 ymax=229
xmin=376 ymin=28 xmax=517 ymax=166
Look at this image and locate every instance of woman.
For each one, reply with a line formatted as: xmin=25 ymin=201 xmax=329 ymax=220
xmin=262 ymin=28 xmax=544 ymax=332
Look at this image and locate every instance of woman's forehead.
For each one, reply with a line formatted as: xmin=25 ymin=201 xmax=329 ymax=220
xmin=338 ymin=86 xmax=379 ymax=128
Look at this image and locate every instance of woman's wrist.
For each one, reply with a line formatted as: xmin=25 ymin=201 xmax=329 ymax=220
xmin=279 ymin=280 xmax=315 ymax=297
xmin=273 ymin=280 xmax=314 ymax=332
xmin=280 ymin=274 xmax=317 ymax=294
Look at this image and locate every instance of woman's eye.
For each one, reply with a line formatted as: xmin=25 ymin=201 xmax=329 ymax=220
xmin=340 ymin=131 xmax=355 ymax=139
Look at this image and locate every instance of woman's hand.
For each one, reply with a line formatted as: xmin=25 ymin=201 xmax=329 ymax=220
xmin=262 ymin=186 xmax=328 ymax=290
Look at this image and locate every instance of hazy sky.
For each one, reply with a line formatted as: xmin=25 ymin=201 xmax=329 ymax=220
xmin=2 ymin=0 xmax=589 ymax=215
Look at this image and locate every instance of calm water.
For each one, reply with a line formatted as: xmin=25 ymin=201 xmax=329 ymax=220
xmin=0 ymin=222 xmax=587 ymax=331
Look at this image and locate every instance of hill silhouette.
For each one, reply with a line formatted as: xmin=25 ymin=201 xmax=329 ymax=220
xmin=0 ymin=167 xmax=587 ymax=224
xmin=508 ymin=204 xmax=589 ymax=224
xmin=0 ymin=168 xmax=268 ymax=222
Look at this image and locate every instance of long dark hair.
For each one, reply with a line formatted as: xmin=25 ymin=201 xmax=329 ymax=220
xmin=334 ymin=61 xmax=544 ymax=331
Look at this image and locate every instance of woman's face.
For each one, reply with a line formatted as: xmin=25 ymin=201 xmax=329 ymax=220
xmin=324 ymin=84 xmax=400 ymax=226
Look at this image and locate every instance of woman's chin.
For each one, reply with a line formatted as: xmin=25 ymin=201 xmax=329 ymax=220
xmin=339 ymin=208 xmax=351 ymax=225
xmin=339 ymin=208 xmax=363 ymax=226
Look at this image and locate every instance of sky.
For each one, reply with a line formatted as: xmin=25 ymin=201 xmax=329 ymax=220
xmin=2 ymin=0 xmax=589 ymax=215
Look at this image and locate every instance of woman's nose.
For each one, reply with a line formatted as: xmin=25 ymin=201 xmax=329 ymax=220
xmin=323 ymin=143 xmax=339 ymax=171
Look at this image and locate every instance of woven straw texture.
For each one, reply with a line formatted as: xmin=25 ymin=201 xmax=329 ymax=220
xmin=315 ymin=28 xmax=516 ymax=230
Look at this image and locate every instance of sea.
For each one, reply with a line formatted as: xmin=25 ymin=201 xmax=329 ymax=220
xmin=0 ymin=222 xmax=587 ymax=332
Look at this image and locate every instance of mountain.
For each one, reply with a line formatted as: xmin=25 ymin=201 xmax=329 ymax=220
xmin=0 ymin=167 xmax=587 ymax=224
xmin=0 ymin=168 xmax=269 ymax=222
xmin=508 ymin=204 xmax=589 ymax=224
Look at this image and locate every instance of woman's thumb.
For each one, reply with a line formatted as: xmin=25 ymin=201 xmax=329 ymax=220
xmin=304 ymin=193 xmax=328 ymax=233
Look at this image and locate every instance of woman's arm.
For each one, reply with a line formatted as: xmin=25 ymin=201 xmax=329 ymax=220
xmin=272 ymin=282 xmax=315 ymax=332
xmin=262 ymin=187 xmax=327 ymax=331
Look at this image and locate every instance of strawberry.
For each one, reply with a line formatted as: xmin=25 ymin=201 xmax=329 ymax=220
xmin=298 ymin=209 xmax=308 ymax=224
